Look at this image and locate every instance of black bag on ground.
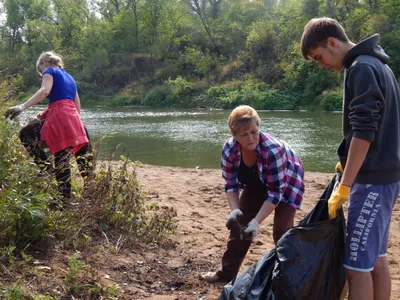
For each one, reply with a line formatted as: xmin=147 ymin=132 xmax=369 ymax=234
xmin=219 ymin=175 xmax=346 ymax=300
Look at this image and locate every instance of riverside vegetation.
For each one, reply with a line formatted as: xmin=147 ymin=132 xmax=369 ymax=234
xmin=0 ymin=80 xmax=177 ymax=298
xmin=1 ymin=0 xmax=400 ymax=295
xmin=1 ymin=0 xmax=399 ymax=111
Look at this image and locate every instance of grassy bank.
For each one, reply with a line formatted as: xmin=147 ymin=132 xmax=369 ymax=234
xmin=80 ymin=77 xmax=343 ymax=111
xmin=0 ymin=92 xmax=178 ymax=298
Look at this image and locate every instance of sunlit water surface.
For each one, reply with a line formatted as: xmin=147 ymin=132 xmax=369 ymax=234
xmin=20 ymin=106 xmax=342 ymax=172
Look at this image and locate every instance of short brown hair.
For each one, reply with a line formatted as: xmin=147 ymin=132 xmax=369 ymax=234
xmin=228 ymin=105 xmax=261 ymax=136
xmin=300 ymin=17 xmax=349 ymax=60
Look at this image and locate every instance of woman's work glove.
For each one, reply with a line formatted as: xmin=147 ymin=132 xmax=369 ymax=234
xmin=328 ymin=183 xmax=350 ymax=218
xmin=336 ymin=162 xmax=343 ymax=174
xmin=226 ymin=208 xmax=244 ymax=230
xmin=5 ymin=105 xmax=25 ymax=120
xmin=243 ymin=219 xmax=259 ymax=241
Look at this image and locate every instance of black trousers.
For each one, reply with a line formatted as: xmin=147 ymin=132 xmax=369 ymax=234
xmin=217 ymin=186 xmax=296 ymax=281
xmin=19 ymin=118 xmax=94 ymax=198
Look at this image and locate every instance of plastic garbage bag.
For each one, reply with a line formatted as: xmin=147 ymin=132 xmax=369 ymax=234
xmin=219 ymin=175 xmax=346 ymax=300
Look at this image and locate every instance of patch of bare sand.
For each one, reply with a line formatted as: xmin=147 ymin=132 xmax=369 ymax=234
xmin=89 ymin=164 xmax=400 ymax=299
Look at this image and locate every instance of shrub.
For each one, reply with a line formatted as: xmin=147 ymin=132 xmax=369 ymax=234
xmin=80 ymin=156 xmax=177 ymax=246
xmin=203 ymin=80 xmax=301 ymax=110
xmin=167 ymin=76 xmax=195 ymax=106
xmin=10 ymin=74 xmax=25 ymax=94
xmin=0 ymin=120 xmax=60 ymax=253
xmin=0 ymin=112 xmax=177 ymax=257
xmin=142 ymin=85 xmax=172 ymax=107
xmin=0 ymin=77 xmax=176 ymax=298
xmin=321 ymin=92 xmax=343 ymax=111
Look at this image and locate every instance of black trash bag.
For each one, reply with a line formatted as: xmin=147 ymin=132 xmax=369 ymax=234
xmin=219 ymin=249 xmax=278 ymax=300
xmin=219 ymin=175 xmax=346 ymax=300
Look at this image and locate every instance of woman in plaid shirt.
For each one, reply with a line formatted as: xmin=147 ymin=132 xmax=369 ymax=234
xmin=202 ymin=105 xmax=305 ymax=285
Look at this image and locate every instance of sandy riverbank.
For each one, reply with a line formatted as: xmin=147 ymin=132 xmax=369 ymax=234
xmin=122 ymin=164 xmax=400 ymax=299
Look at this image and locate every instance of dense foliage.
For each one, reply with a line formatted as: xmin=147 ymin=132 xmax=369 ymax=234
xmin=0 ymin=0 xmax=399 ymax=110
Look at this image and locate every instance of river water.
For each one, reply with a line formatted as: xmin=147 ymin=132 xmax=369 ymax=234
xmin=21 ymin=106 xmax=342 ymax=172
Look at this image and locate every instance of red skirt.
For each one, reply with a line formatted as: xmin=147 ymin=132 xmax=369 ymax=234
xmin=40 ymin=99 xmax=88 ymax=154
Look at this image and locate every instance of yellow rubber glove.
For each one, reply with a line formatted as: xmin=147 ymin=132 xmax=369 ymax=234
xmin=328 ymin=183 xmax=350 ymax=218
xmin=335 ymin=162 xmax=343 ymax=174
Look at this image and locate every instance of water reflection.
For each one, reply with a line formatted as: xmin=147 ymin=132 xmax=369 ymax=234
xmin=19 ymin=106 xmax=342 ymax=172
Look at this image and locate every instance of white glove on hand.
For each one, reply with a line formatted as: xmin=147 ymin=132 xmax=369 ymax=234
xmin=5 ymin=104 xmax=25 ymax=120
xmin=243 ymin=219 xmax=259 ymax=241
xmin=226 ymin=208 xmax=244 ymax=230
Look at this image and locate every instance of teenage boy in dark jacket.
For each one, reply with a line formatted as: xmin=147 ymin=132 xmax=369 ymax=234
xmin=301 ymin=17 xmax=400 ymax=300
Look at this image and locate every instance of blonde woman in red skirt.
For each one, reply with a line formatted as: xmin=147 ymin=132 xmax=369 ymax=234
xmin=5 ymin=51 xmax=91 ymax=198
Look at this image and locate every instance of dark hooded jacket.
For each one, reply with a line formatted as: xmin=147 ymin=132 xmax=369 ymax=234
xmin=338 ymin=34 xmax=400 ymax=184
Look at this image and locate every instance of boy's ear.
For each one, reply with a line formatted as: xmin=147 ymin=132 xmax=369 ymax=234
xmin=327 ymin=37 xmax=340 ymax=49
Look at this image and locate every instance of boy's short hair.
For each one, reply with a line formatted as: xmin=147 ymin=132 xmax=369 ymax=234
xmin=301 ymin=17 xmax=350 ymax=60
xmin=228 ymin=105 xmax=260 ymax=136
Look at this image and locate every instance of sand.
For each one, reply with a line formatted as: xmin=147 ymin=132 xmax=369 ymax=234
xmin=125 ymin=164 xmax=400 ymax=299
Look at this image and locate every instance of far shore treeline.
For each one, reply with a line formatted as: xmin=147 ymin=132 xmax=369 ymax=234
xmin=1 ymin=0 xmax=399 ymax=111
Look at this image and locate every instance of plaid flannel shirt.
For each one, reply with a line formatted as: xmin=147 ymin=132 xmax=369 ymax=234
xmin=221 ymin=130 xmax=304 ymax=209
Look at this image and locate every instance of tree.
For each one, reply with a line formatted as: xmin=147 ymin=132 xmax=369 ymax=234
xmin=183 ymin=0 xmax=220 ymax=55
